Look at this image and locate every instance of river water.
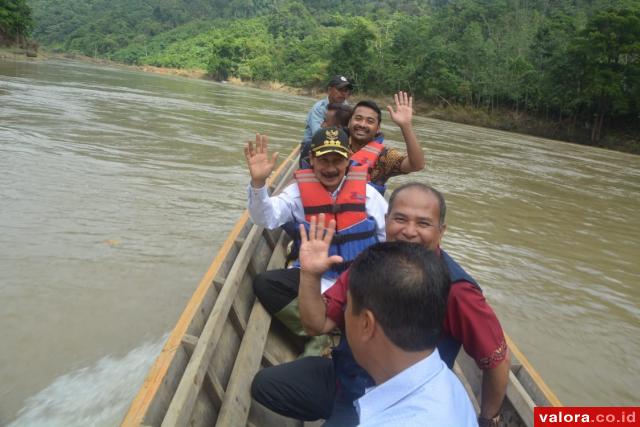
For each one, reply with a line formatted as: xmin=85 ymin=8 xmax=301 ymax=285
xmin=1 ymin=59 xmax=638 ymax=426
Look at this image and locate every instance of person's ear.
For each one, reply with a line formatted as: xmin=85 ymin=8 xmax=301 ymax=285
xmin=361 ymin=310 xmax=376 ymax=342
xmin=439 ymin=223 xmax=447 ymax=240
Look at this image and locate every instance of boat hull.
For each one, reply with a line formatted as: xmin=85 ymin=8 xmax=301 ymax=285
xmin=121 ymin=146 xmax=560 ymax=427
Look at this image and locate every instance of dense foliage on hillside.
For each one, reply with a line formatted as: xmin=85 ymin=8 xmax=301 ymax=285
xmin=25 ymin=0 xmax=640 ymax=149
xmin=0 ymin=0 xmax=34 ymax=43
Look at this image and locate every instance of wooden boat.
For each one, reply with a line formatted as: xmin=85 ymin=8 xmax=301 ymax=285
xmin=121 ymin=146 xmax=561 ymax=427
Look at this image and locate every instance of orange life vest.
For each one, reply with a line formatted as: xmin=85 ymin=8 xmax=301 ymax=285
xmin=351 ymin=141 xmax=384 ymax=171
xmin=295 ymin=164 xmax=370 ymax=231
xmin=294 ymin=164 xmax=379 ymax=277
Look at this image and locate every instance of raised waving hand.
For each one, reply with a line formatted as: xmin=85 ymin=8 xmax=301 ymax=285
xmin=387 ymin=91 xmax=413 ymax=129
xmin=299 ymin=214 xmax=344 ymax=277
xmin=388 ymin=91 xmax=425 ymax=173
xmin=244 ymin=133 xmax=279 ymax=188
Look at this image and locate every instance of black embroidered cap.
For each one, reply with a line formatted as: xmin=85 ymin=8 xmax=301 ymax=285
xmin=310 ymin=126 xmax=351 ymax=159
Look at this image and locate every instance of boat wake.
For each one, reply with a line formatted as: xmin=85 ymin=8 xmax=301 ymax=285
xmin=9 ymin=335 xmax=168 ymax=427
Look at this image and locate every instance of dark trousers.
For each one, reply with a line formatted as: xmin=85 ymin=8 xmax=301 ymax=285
xmin=251 ymin=357 xmax=359 ymax=426
xmin=253 ymin=268 xmax=300 ymax=315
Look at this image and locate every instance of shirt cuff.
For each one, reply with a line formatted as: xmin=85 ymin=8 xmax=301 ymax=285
xmin=478 ymin=338 xmax=508 ymax=370
xmin=247 ymin=183 xmax=269 ymax=199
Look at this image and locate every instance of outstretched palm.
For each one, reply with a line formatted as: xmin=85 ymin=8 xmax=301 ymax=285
xmin=299 ymin=214 xmax=343 ymax=276
xmin=387 ymin=91 xmax=413 ymax=128
xmin=244 ymin=133 xmax=279 ymax=187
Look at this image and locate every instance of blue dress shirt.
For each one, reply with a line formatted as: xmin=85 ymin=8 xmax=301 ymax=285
xmin=302 ymin=97 xmax=329 ymax=147
xmin=355 ymin=349 xmax=478 ymax=427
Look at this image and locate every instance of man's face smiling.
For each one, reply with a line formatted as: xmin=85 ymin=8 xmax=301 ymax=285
xmin=348 ymin=106 xmax=380 ymax=145
xmin=310 ymin=152 xmax=349 ymax=192
xmin=385 ymin=187 xmax=446 ymax=251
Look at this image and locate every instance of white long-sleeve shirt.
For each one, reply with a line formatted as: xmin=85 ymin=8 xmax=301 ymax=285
xmin=248 ymin=180 xmax=387 ymax=293
xmin=247 ymin=181 xmax=387 ymax=242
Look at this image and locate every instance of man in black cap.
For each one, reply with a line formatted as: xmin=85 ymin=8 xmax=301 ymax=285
xmin=245 ymin=126 xmax=387 ymax=356
xmin=300 ymin=75 xmax=354 ymax=165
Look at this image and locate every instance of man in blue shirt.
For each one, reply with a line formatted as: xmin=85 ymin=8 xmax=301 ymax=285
xmin=300 ymin=75 xmax=353 ymax=166
xmin=344 ymin=241 xmax=477 ymax=426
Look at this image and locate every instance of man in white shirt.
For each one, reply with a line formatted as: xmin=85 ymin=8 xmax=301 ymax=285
xmin=245 ymin=127 xmax=387 ymax=354
xmin=343 ymin=241 xmax=477 ymax=426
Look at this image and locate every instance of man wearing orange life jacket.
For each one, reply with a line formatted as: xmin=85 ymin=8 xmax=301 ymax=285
xmin=245 ymin=127 xmax=388 ymax=354
xmin=348 ymin=92 xmax=425 ymax=194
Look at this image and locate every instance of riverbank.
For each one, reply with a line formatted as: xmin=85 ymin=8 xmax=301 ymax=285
xmin=425 ymin=104 xmax=639 ymax=154
xmin=0 ymin=45 xmax=39 ymax=60
xmin=4 ymin=49 xmax=637 ymax=154
xmin=130 ymin=61 xmax=639 ymax=154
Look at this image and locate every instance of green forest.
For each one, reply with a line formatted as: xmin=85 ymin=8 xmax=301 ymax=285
xmin=0 ymin=0 xmax=33 ymax=44
xmin=4 ymin=0 xmax=640 ymax=152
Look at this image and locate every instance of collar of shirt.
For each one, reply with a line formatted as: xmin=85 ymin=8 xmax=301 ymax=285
xmin=355 ymin=348 xmax=444 ymax=422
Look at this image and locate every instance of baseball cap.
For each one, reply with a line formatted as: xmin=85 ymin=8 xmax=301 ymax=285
xmin=328 ymin=75 xmax=354 ymax=90
xmin=310 ymin=126 xmax=351 ymax=159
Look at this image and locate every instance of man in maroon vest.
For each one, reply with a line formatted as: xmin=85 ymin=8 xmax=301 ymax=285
xmin=252 ymin=183 xmax=509 ymax=427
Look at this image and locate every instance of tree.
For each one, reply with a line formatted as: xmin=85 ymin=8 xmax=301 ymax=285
xmin=204 ymin=19 xmax=276 ymax=81
xmin=328 ymin=17 xmax=378 ymax=90
xmin=567 ymin=7 xmax=640 ymax=142
xmin=0 ymin=0 xmax=34 ymax=43
xmin=380 ymin=14 xmax=432 ymax=93
xmin=529 ymin=13 xmax=578 ymax=116
xmin=267 ymin=1 xmax=318 ymax=40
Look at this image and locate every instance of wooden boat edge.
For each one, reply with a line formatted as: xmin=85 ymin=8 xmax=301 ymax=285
xmin=121 ymin=146 xmax=300 ymax=427
xmin=121 ymin=144 xmax=561 ymax=427
xmin=505 ymin=335 xmax=561 ymax=407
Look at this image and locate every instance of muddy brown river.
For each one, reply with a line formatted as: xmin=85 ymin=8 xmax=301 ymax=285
xmin=1 ymin=58 xmax=638 ymax=426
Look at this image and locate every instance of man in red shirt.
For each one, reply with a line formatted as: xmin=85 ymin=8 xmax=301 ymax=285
xmin=252 ymin=183 xmax=510 ymax=427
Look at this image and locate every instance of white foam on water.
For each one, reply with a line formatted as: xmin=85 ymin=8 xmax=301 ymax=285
xmin=9 ymin=335 xmax=167 ymax=427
